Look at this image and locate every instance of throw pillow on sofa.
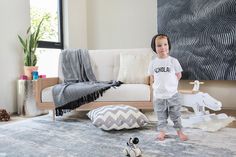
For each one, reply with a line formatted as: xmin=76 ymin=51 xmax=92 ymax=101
xmin=87 ymin=105 xmax=149 ymax=131
xmin=117 ymin=53 xmax=152 ymax=84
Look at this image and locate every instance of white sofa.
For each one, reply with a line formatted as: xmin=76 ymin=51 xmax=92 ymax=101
xmin=35 ymin=48 xmax=154 ymax=120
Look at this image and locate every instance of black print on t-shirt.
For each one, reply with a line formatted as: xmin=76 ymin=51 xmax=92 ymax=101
xmin=154 ymin=67 xmax=171 ymax=73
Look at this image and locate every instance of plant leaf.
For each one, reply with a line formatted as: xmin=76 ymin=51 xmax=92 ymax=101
xmin=17 ymin=35 xmax=27 ymax=50
xmin=35 ymin=18 xmax=44 ymax=41
xmin=26 ymin=26 xmax=31 ymax=34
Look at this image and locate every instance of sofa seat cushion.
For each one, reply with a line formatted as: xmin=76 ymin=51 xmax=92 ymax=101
xmin=87 ymin=105 xmax=149 ymax=130
xmin=41 ymin=84 xmax=150 ymax=102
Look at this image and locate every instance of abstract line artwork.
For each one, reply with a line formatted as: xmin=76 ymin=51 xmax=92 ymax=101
xmin=157 ymin=0 xmax=236 ymax=80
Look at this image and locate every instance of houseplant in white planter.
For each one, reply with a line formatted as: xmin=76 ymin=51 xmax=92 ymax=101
xmin=18 ymin=19 xmax=44 ymax=80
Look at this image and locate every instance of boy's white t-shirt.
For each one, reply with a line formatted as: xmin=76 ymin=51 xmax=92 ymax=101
xmin=148 ymin=56 xmax=183 ymax=99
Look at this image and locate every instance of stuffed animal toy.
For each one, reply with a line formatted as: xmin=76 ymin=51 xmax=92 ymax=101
xmin=123 ymin=137 xmax=142 ymax=157
xmin=0 ymin=109 xmax=10 ymax=121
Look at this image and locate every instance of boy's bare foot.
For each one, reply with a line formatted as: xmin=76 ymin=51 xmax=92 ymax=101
xmin=177 ymin=130 xmax=188 ymax=141
xmin=156 ymin=131 xmax=166 ymax=141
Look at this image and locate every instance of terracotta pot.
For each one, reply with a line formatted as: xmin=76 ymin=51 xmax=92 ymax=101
xmin=24 ymin=66 xmax=38 ymax=80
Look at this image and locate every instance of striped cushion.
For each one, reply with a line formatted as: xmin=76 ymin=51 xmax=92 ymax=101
xmin=87 ymin=105 xmax=149 ymax=130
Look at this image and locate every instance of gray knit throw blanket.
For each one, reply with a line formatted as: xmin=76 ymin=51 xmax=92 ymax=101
xmin=52 ymin=49 xmax=122 ymax=116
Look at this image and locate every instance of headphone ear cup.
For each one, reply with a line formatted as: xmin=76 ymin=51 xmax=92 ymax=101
xmin=132 ymin=137 xmax=139 ymax=144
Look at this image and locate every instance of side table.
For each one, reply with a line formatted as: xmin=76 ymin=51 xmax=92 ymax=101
xmin=17 ymin=80 xmax=48 ymax=117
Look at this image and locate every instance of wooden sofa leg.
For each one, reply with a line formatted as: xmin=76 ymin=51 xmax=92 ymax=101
xmin=52 ymin=109 xmax=55 ymax=121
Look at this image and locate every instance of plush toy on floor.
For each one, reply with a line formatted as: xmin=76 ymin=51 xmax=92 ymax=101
xmin=0 ymin=109 xmax=10 ymax=121
xmin=123 ymin=137 xmax=142 ymax=157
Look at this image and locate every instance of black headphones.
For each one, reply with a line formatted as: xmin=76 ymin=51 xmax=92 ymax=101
xmin=151 ymin=34 xmax=171 ymax=53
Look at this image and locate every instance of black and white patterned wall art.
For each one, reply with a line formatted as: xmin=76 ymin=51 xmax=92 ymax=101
xmin=157 ymin=0 xmax=236 ymax=80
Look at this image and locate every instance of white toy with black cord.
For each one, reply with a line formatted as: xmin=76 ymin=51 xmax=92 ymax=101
xmin=123 ymin=137 xmax=142 ymax=157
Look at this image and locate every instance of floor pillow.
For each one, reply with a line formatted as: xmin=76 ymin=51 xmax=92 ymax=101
xmin=87 ymin=105 xmax=149 ymax=131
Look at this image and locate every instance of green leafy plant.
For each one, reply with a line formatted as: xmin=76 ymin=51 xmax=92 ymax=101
xmin=18 ymin=19 xmax=44 ymax=66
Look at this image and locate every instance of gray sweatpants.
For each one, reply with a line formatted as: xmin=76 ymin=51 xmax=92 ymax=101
xmin=153 ymin=93 xmax=182 ymax=131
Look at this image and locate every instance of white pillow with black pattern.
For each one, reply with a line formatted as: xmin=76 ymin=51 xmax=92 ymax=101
xmin=87 ymin=105 xmax=149 ymax=131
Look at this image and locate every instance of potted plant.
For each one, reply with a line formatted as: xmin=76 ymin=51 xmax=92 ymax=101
xmin=18 ymin=18 xmax=44 ymax=80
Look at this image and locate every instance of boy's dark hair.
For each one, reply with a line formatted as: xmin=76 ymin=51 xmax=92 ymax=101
xmin=151 ymin=34 xmax=171 ymax=53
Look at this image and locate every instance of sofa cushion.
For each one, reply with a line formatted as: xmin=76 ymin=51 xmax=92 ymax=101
xmin=87 ymin=105 xmax=149 ymax=130
xmin=42 ymin=84 xmax=151 ymax=102
xmin=88 ymin=48 xmax=153 ymax=81
xmin=89 ymin=50 xmax=119 ymax=81
xmin=117 ymin=53 xmax=152 ymax=84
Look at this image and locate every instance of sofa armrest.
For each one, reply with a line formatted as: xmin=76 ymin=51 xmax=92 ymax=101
xmin=35 ymin=77 xmax=59 ymax=104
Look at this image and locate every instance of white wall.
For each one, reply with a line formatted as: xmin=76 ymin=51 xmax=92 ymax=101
xmin=87 ymin=0 xmax=157 ymax=49
xmin=63 ymin=0 xmax=87 ymax=49
xmin=0 ymin=0 xmax=30 ymax=113
xmin=64 ymin=0 xmax=157 ymax=49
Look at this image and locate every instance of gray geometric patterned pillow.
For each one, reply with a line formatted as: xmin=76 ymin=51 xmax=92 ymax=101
xmin=87 ymin=105 xmax=149 ymax=131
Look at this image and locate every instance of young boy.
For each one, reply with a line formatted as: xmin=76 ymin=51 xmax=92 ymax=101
xmin=148 ymin=34 xmax=188 ymax=141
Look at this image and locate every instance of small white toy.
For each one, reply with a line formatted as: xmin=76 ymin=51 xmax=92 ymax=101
xmin=123 ymin=137 xmax=142 ymax=157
